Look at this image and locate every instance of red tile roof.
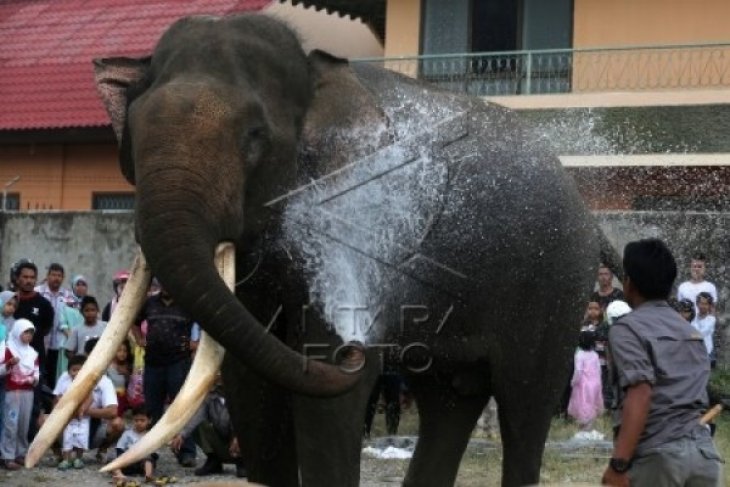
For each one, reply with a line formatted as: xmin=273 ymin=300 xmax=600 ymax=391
xmin=0 ymin=0 xmax=270 ymax=131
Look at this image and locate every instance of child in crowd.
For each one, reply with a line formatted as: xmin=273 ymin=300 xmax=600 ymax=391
xmin=581 ymin=300 xmax=603 ymax=333
xmin=55 ymin=355 xmax=92 ymax=470
xmin=567 ymin=330 xmax=604 ymax=435
xmin=0 ymin=319 xmax=39 ymax=470
xmin=0 ymin=290 xmax=17 ymax=439
xmin=672 ymin=298 xmax=696 ymax=323
xmin=0 ymin=290 xmax=15 ymax=342
xmin=112 ymin=404 xmax=159 ymax=485
xmin=582 ymin=300 xmax=611 ymax=408
xmin=605 ymin=300 xmax=632 ymax=326
xmin=693 ymin=292 xmax=717 ymax=367
xmin=65 ymin=296 xmax=106 ymax=359
xmin=107 ymin=340 xmax=133 ymax=416
xmin=57 ymin=294 xmax=84 ymax=383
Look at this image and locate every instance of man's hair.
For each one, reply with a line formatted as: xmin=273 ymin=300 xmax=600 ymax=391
xmin=80 ymin=295 xmax=99 ymax=310
xmin=691 ymin=252 xmax=707 ymax=262
xmin=68 ymin=354 xmax=87 ymax=369
xmin=131 ymin=404 xmax=150 ymax=417
xmin=14 ymin=260 xmax=37 ymax=278
xmin=697 ymin=291 xmax=714 ymax=306
xmin=48 ymin=263 xmax=65 ymax=275
xmin=623 ymin=238 xmax=676 ymax=300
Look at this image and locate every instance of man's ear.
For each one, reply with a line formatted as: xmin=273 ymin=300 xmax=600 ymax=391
xmin=93 ymin=57 xmax=151 ymax=184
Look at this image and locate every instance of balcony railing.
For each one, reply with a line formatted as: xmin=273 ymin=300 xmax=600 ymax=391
xmin=352 ymin=42 xmax=730 ymax=96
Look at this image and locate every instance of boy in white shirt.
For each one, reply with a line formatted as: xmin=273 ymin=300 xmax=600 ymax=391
xmin=692 ymin=292 xmax=717 ymax=367
xmin=54 ymin=355 xmax=92 ymax=470
xmin=677 ymin=253 xmax=718 ymax=315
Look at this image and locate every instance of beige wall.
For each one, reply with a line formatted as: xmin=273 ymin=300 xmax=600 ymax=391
xmin=384 ymin=0 xmax=421 ymax=58
xmin=0 ymin=143 xmax=131 ymax=210
xmin=573 ymin=0 xmax=730 ymax=91
xmin=266 ymin=2 xmax=383 ymax=58
xmin=574 ymin=0 xmax=730 ymax=47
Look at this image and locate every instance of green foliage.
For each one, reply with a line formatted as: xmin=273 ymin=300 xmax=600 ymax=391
xmin=708 ymin=366 xmax=730 ymax=402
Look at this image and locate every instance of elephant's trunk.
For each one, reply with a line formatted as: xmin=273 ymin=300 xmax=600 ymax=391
xmin=135 ymin=170 xmax=363 ymax=397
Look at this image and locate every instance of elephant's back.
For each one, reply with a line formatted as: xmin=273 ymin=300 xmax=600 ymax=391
xmin=351 ymin=63 xmax=598 ymax=294
xmin=279 ymin=64 xmax=598 ymax=345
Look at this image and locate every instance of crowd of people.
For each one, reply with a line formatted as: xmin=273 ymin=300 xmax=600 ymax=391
xmin=560 ymin=247 xmax=722 ymax=486
xmin=0 ymin=243 xmax=724 ymax=485
xmin=0 ymin=259 xmax=246 ymax=484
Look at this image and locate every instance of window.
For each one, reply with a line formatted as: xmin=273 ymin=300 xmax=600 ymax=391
xmin=1 ymin=192 xmax=19 ymax=211
xmin=92 ymin=192 xmax=135 ymax=210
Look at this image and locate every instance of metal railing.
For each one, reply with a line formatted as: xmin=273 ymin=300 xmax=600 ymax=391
xmin=352 ymin=42 xmax=730 ymax=96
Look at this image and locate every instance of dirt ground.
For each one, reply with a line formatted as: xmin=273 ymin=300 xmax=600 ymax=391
xmin=0 ymin=447 xmax=408 ymax=487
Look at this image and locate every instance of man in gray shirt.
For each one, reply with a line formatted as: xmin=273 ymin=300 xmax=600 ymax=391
xmin=602 ymin=238 xmax=722 ymax=487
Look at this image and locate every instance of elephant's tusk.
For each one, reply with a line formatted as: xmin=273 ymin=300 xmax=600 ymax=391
xmin=25 ymin=250 xmax=152 ymax=468
xmin=100 ymin=242 xmax=234 ymax=473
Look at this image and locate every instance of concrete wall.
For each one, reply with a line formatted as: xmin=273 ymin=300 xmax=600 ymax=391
xmin=1 ymin=210 xmax=727 ymax=362
xmin=0 ymin=211 xmax=135 ymax=306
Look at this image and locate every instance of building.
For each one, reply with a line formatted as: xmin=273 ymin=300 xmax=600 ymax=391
xmin=350 ymin=0 xmax=730 ymax=211
xmin=0 ymin=0 xmax=382 ymax=210
xmin=2 ymin=0 xmax=729 ymax=212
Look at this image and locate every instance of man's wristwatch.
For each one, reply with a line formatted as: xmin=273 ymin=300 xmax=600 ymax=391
xmin=609 ymin=457 xmax=631 ymax=474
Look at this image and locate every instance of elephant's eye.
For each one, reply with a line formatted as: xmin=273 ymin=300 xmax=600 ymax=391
xmin=247 ymin=126 xmax=266 ymax=139
xmin=240 ymin=125 xmax=271 ymax=164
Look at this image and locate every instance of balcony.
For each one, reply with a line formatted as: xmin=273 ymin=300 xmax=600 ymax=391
xmin=352 ymin=42 xmax=730 ymax=96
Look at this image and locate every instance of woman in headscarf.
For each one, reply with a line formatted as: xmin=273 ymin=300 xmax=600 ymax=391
xmin=0 ymin=290 xmax=17 ymax=442
xmin=0 ymin=319 xmax=39 ymax=470
xmin=69 ymin=275 xmax=88 ymax=309
xmin=57 ymin=276 xmax=87 ymax=383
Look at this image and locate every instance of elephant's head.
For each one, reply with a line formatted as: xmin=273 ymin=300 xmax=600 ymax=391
xmin=94 ymin=14 xmax=371 ymax=396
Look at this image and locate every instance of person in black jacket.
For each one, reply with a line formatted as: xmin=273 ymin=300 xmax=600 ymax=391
xmin=169 ymin=377 xmax=246 ymax=478
xmin=11 ymin=260 xmax=54 ymax=443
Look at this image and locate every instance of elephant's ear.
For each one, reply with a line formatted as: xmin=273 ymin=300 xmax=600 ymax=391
xmin=93 ymin=56 xmax=151 ymax=184
xmin=303 ymin=50 xmax=391 ymax=174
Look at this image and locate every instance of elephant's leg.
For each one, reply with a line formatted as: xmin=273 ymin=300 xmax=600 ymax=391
xmin=403 ymin=374 xmax=489 ymax=487
xmin=222 ymin=355 xmax=299 ymax=487
xmin=291 ymin=353 xmax=380 ymax=487
xmin=493 ymin=341 xmax=573 ymax=486
xmin=494 ymin=381 xmax=557 ymax=487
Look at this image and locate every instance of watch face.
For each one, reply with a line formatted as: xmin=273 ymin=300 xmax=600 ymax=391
xmin=610 ymin=457 xmax=631 ymax=473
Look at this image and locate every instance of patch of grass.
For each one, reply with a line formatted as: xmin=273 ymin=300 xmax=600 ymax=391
xmin=368 ymin=405 xmax=730 ymax=485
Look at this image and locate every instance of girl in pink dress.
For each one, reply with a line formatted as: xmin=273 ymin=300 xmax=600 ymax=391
xmin=567 ymin=330 xmax=604 ymax=431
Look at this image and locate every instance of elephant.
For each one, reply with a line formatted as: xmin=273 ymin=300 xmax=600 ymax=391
xmin=89 ymin=13 xmax=609 ymax=487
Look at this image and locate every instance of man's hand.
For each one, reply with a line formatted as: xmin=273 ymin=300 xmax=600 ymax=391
xmin=602 ymin=466 xmax=629 ymax=486
xmin=229 ymin=437 xmax=240 ymax=458
xmin=8 ymin=356 xmax=19 ymax=366
xmin=170 ymin=434 xmax=184 ymax=453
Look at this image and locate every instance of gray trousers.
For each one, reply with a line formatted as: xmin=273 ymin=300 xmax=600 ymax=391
xmin=0 ymin=389 xmax=34 ymax=460
xmin=630 ymin=430 xmax=723 ymax=487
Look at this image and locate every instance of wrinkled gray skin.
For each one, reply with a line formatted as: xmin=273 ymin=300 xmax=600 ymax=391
xmin=95 ymin=14 xmax=605 ymax=487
